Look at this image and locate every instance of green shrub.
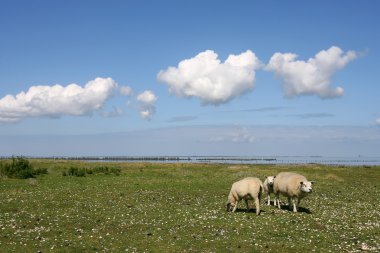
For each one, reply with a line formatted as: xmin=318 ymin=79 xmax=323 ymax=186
xmin=34 ymin=168 xmax=48 ymax=175
xmin=92 ymin=166 xmax=121 ymax=176
xmin=62 ymin=165 xmax=121 ymax=177
xmin=110 ymin=167 xmax=121 ymax=176
xmin=75 ymin=169 xmax=86 ymax=177
xmin=66 ymin=167 xmax=86 ymax=177
xmin=93 ymin=166 xmax=110 ymax=174
xmin=0 ymin=157 xmax=48 ymax=179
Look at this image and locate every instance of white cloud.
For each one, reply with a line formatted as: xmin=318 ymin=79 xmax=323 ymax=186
xmin=210 ymin=126 xmax=255 ymax=143
xmin=266 ymin=46 xmax=357 ymax=98
xmin=157 ymin=50 xmax=261 ymax=105
xmin=231 ymin=128 xmax=255 ymax=143
xmin=0 ymin=77 xmax=117 ymax=122
xmin=136 ymin=90 xmax=157 ymax=105
xmin=119 ymin=85 xmax=133 ymax=96
xmin=136 ymin=90 xmax=158 ymax=120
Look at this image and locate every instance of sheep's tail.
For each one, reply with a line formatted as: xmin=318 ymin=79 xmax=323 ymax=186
xmin=259 ymin=183 xmax=264 ymax=201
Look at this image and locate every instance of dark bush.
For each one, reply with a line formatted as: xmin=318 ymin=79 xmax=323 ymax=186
xmin=62 ymin=165 xmax=121 ymax=177
xmin=34 ymin=168 xmax=48 ymax=175
xmin=110 ymin=167 xmax=121 ymax=176
xmin=0 ymin=157 xmax=48 ymax=179
xmin=66 ymin=167 xmax=86 ymax=177
xmin=92 ymin=166 xmax=121 ymax=176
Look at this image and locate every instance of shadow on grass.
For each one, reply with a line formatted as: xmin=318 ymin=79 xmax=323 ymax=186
xmin=233 ymin=208 xmax=266 ymax=214
xmin=264 ymin=200 xmax=312 ymax=214
xmin=277 ymin=205 xmax=312 ymax=214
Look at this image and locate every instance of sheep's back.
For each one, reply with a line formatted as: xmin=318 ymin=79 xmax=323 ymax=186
xmin=274 ymin=172 xmax=307 ymax=196
xmin=232 ymin=177 xmax=262 ymax=198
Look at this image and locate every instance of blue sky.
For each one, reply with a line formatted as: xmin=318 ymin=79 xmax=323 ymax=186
xmin=1 ymin=0 xmax=379 ymax=156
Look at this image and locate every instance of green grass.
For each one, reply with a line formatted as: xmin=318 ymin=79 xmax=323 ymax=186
xmin=0 ymin=161 xmax=379 ymax=252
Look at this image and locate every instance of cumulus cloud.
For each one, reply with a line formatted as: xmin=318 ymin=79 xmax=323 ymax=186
xmin=119 ymin=85 xmax=133 ymax=96
xmin=136 ymin=90 xmax=158 ymax=120
xmin=0 ymin=77 xmax=117 ymax=122
xmin=266 ymin=46 xmax=357 ymax=98
xmin=157 ymin=50 xmax=261 ymax=105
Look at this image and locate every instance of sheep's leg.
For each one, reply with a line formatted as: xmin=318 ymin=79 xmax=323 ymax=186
xmin=275 ymin=193 xmax=281 ymax=209
xmin=244 ymin=199 xmax=249 ymax=212
xmin=292 ymin=197 xmax=298 ymax=212
xmin=267 ymin=193 xmax=271 ymax=205
xmin=254 ymin=197 xmax=260 ymax=215
xmin=232 ymin=202 xmax=238 ymax=212
xmin=288 ymin=197 xmax=292 ymax=211
xmin=296 ymin=198 xmax=301 ymax=212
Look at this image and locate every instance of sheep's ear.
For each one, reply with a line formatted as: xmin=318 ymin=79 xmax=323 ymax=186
xmin=265 ymin=176 xmax=268 ymax=178
xmin=310 ymin=181 xmax=315 ymax=184
xmin=274 ymin=176 xmax=276 ymax=178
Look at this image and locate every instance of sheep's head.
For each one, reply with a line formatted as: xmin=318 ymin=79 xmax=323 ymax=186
xmin=226 ymin=202 xmax=236 ymax=212
xmin=300 ymin=181 xmax=313 ymax=193
xmin=265 ymin=176 xmax=275 ymax=186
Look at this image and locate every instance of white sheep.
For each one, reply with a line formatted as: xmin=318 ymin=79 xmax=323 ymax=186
xmin=273 ymin=172 xmax=313 ymax=212
xmin=263 ymin=176 xmax=276 ymax=206
xmin=226 ymin=177 xmax=263 ymax=215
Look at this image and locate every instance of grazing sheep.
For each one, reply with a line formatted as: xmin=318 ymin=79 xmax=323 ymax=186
xmin=273 ymin=172 xmax=313 ymax=212
xmin=226 ymin=177 xmax=263 ymax=215
xmin=263 ymin=176 xmax=276 ymax=205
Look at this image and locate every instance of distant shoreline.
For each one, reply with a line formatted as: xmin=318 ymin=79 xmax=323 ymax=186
xmin=1 ymin=155 xmax=380 ymax=166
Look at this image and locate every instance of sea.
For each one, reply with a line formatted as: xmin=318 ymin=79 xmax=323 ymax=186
xmin=44 ymin=155 xmax=380 ymax=166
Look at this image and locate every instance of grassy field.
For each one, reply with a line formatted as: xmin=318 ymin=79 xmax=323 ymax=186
xmin=0 ymin=160 xmax=379 ymax=252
